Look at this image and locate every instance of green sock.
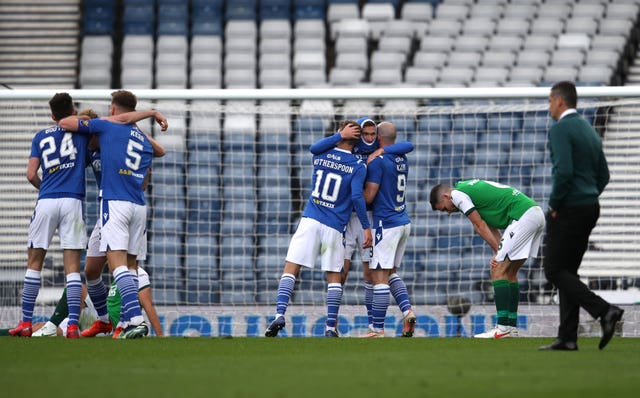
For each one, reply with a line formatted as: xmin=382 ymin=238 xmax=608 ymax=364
xmin=48 ymin=288 xmax=69 ymax=326
xmin=508 ymin=282 xmax=520 ymax=328
xmin=0 ymin=328 xmax=10 ymax=336
xmin=493 ymin=279 xmax=510 ymax=326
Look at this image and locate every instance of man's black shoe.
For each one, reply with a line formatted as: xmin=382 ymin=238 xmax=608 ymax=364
xmin=539 ymin=339 xmax=578 ymax=351
xmin=599 ymin=305 xmax=624 ymax=350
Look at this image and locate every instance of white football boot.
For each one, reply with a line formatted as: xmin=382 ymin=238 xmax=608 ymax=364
xmin=32 ymin=321 xmax=58 ymax=337
xmin=473 ymin=324 xmax=515 ymax=339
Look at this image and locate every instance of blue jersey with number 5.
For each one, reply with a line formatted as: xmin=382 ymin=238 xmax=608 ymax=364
xmin=77 ymin=119 xmax=152 ymax=205
xmin=302 ymin=147 xmax=369 ymax=232
xmin=30 ymin=125 xmax=89 ymax=200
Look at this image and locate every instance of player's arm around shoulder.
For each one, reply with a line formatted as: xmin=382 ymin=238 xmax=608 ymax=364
xmin=106 ymin=110 xmax=169 ymax=132
xmin=58 ymin=115 xmax=81 ymax=132
xmin=309 ymin=132 xmax=341 ymax=155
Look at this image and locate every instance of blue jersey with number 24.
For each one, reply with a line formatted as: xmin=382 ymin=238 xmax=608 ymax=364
xmin=30 ymin=125 xmax=89 ymax=200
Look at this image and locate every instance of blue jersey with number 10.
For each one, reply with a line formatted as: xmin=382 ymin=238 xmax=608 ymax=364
xmin=77 ymin=119 xmax=152 ymax=205
xmin=30 ymin=125 xmax=89 ymax=200
xmin=303 ymin=147 xmax=370 ymax=232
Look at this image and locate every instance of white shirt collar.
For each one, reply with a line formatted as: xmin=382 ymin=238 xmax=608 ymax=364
xmin=559 ymin=108 xmax=578 ymax=120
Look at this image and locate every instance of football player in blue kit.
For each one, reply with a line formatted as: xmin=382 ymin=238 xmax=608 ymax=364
xmin=265 ymin=120 xmax=372 ymax=338
xmin=363 ymin=122 xmax=412 ymax=338
xmin=308 ymin=117 xmax=417 ymax=337
xmin=71 ymin=108 xmax=167 ymax=338
xmin=60 ymin=90 xmax=166 ymax=339
xmin=10 ymin=93 xmax=89 ymax=338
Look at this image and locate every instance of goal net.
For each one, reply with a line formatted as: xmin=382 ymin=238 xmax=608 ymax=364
xmin=1 ymin=87 xmax=639 ymax=337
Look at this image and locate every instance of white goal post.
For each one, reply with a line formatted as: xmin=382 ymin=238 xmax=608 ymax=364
xmin=1 ymin=86 xmax=639 ymax=337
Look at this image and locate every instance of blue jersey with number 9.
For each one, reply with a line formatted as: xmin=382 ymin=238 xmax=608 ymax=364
xmin=77 ymin=119 xmax=153 ymax=205
xmin=30 ymin=125 xmax=89 ymax=200
xmin=367 ymin=153 xmax=410 ymax=228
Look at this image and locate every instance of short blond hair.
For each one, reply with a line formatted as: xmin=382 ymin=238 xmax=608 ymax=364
xmin=78 ymin=108 xmax=99 ymax=119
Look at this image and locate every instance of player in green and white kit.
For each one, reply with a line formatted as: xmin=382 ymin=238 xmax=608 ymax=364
xmin=430 ymin=179 xmax=545 ymax=338
xmin=108 ymin=266 xmax=163 ymax=338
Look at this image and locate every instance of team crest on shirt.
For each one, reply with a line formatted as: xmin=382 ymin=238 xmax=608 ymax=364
xmin=81 ymin=120 xmax=89 ymax=127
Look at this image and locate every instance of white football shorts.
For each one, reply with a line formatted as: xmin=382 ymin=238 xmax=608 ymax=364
xmin=344 ymin=211 xmax=373 ymax=262
xmin=27 ymin=198 xmax=87 ymax=250
xmin=285 ymin=217 xmax=345 ymax=272
xmin=88 ymin=219 xmax=147 ymax=261
xmin=86 ymin=219 xmax=103 ymax=258
xmin=370 ymin=223 xmax=411 ymax=270
xmin=495 ymin=206 xmax=545 ymax=262
xmin=99 ymin=199 xmax=147 ymax=256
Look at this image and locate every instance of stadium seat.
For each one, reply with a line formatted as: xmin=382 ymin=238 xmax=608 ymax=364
xmin=260 ymin=19 xmax=292 ymax=41
xmin=153 ymin=280 xmax=185 ymax=305
xmin=185 ymin=281 xmax=220 ymax=305
xmin=362 ymin=3 xmax=395 ymax=38
xmin=329 ymin=68 xmax=365 ymax=87
xmin=149 ymin=234 xmax=184 ymax=275
xmin=507 ymin=67 xmax=544 ymax=86
xmin=474 ymin=67 xmax=509 ymax=86
xmin=191 ymin=35 xmax=222 ymax=53
xmin=260 ymin=0 xmax=291 ymax=19
xmin=438 ymin=67 xmax=475 ymax=86
xmin=219 ymin=254 xmax=255 ymax=277
xmin=517 ymin=50 xmax=551 ymax=69
xmin=578 ymin=65 xmax=613 ymax=85
xmin=542 ymin=65 xmax=579 ymax=84
xmin=257 ymin=235 xmax=291 ymax=258
xmin=454 ymin=35 xmax=489 ymax=53
xmin=293 ymin=18 xmax=325 ymax=39
xmin=447 ymin=51 xmax=483 ymax=68
xmin=226 ymin=0 xmax=257 ymax=20
xmin=334 ymin=52 xmax=368 ymax=71
xmin=403 ymin=67 xmax=437 ymax=86
xmin=327 ymin=3 xmax=359 ymax=25
xmin=427 ymin=19 xmax=462 ymax=38
xmin=435 ymin=3 xmax=469 ymax=21
xmin=549 ymin=49 xmax=586 ymax=68
xmin=191 ymin=19 xmax=223 ymax=36
xmin=294 ymin=0 xmax=326 ymax=20
xmin=462 ymin=17 xmax=496 ymax=37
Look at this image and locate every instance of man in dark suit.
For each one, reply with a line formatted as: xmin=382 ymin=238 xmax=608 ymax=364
xmin=540 ymin=81 xmax=624 ymax=351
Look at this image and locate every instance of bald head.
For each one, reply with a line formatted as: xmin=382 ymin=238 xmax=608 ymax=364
xmin=376 ymin=121 xmax=397 ymax=146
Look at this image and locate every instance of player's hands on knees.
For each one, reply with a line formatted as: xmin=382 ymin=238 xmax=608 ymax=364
xmin=362 ymin=228 xmax=373 ymax=248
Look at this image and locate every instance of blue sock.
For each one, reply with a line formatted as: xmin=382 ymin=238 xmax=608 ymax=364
xmin=372 ymin=284 xmax=390 ymax=331
xmin=326 ymin=283 xmax=342 ymax=328
xmin=276 ymin=273 xmax=296 ymax=316
xmin=86 ymin=278 xmax=109 ymax=321
xmin=389 ymin=273 xmax=412 ymax=314
xmin=113 ymin=266 xmax=142 ymax=326
xmin=21 ymin=269 xmax=41 ymax=323
xmin=364 ymin=281 xmax=373 ymax=326
xmin=65 ymin=273 xmax=82 ymax=326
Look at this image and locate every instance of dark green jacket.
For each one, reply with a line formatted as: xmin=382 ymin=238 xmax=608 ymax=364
xmin=548 ymin=112 xmax=609 ymax=210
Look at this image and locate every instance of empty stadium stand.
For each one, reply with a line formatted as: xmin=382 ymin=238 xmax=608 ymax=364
xmin=3 ymin=0 xmax=640 ymax=306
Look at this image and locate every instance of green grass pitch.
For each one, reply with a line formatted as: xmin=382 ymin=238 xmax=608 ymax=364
xmin=2 ymin=337 xmax=639 ymax=397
